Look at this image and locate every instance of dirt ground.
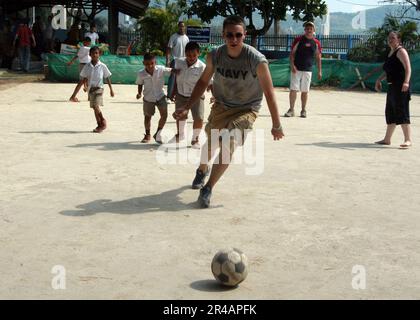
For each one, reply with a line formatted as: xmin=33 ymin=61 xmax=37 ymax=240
xmin=0 ymin=80 xmax=419 ymax=299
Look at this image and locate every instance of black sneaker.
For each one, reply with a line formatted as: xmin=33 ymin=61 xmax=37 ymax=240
xmin=192 ymin=168 xmax=208 ymax=189
xmin=198 ymin=185 xmax=212 ymax=208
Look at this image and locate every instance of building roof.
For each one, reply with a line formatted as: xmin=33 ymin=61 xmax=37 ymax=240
xmin=0 ymin=0 xmax=150 ymax=17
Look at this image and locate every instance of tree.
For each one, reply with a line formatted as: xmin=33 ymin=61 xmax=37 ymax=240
xmin=186 ymin=0 xmax=327 ymax=47
xmin=138 ymin=0 xmax=202 ymax=55
xmin=383 ymin=0 xmax=420 ymax=21
xmin=348 ymin=16 xmax=419 ymax=62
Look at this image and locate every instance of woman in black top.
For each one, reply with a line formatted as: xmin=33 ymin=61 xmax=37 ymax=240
xmin=375 ymin=31 xmax=412 ymax=148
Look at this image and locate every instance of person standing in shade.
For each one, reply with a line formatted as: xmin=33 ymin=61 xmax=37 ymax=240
xmin=43 ymin=15 xmax=55 ymax=53
xmin=375 ymin=31 xmax=412 ymax=149
xmin=166 ymin=21 xmax=189 ymax=100
xmin=284 ymin=21 xmax=322 ymax=118
xmin=13 ymin=19 xmax=36 ymax=72
xmin=32 ymin=16 xmax=44 ymax=57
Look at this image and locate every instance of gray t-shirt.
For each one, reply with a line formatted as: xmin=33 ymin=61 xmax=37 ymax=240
xmin=211 ymin=44 xmax=268 ymax=111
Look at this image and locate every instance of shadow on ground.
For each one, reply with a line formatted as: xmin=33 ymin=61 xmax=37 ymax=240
xmin=20 ymin=131 xmax=91 ymax=134
xmin=59 ymin=185 xmax=210 ymax=216
xmin=296 ymin=141 xmax=401 ymax=150
xmin=67 ymin=141 xmax=161 ymax=151
xmin=190 ymin=279 xmax=237 ymax=292
xmin=35 ymin=99 xmax=70 ymax=102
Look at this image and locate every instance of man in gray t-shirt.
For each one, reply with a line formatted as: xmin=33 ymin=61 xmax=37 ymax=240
xmin=174 ymin=15 xmax=284 ymax=208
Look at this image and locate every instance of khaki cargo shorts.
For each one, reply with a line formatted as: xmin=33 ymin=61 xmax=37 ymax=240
xmin=205 ymin=102 xmax=258 ymax=151
xmin=143 ymin=96 xmax=168 ymax=117
xmin=88 ymin=87 xmax=104 ymax=108
xmin=175 ymin=94 xmax=205 ymax=121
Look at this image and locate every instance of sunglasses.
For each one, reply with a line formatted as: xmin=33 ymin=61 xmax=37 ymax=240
xmin=225 ymin=32 xmax=244 ymax=39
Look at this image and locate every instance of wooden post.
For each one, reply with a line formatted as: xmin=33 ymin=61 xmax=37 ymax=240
xmin=108 ymin=0 xmax=118 ymax=54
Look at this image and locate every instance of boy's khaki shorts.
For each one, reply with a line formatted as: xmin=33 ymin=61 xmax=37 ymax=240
xmin=175 ymin=94 xmax=205 ymax=121
xmin=88 ymin=87 xmax=104 ymax=108
xmin=205 ymin=102 xmax=258 ymax=150
xmin=143 ymin=96 xmax=167 ymax=116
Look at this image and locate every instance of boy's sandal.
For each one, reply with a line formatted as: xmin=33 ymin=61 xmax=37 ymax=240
xmin=153 ymin=132 xmax=163 ymax=144
xmin=400 ymin=142 xmax=412 ymax=149
xmin=69 ymin=97 xmax=79 ymax=102
xmin=141 ymin=134 xmax=151 ymax=143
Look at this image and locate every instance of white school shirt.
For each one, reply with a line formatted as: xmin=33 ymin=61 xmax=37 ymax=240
xmin=77 ymin=46 xmax=91 ymax=64
xmin=167 ymin=33 xmax=189 ymax=59
xmin=136 ymin=65 xmax=172 ymax=102
xmin=80 ymin=60 xmax=112 ymax=90
xmin=85 ymin=31 xmax=99 ymax=45
xmin=174 ymin=58 xmax=206 ymax=97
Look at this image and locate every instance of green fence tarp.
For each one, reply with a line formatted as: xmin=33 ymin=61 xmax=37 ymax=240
xmin=271 ymin=52 xmax=420 ymax=93
xmin=47 ymin=53 xmax=420 ymax=93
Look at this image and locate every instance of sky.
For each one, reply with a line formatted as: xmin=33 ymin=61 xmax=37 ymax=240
xmin=325 ymin=0 xmax=386 ymax=13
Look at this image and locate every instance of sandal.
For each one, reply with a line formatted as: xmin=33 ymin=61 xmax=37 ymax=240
xmin=153 ymin=131 xmax=163 ymax=144
xmin=400 ymin=141 xmax=412 ymax=149
xmin=69 ymin=96 xmax=79 ymax=102
xmin=374 ymin=140 xmax=390 ymax=145
xmin=141 ymin=134 xmax=151 ymax=143
xmin=284 ymin=109 xmax=295 ymax=117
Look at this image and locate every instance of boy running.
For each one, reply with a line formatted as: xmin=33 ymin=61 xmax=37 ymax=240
xmin=173 ymin=41 xmax=206 ymax=148
xmin=136 ymin=53 xmax=173 ymax=143
xmin=68 ymin=36 xmax=91 ymax=101
xmin=70 ymin=46 xmax=114 ymax=133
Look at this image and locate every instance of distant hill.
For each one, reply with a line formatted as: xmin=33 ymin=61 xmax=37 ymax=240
xmin=206 ymin=5 xmax=419 ymax=35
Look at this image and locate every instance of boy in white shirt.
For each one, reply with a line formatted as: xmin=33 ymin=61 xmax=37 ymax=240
xmin=85 ymin=23 xmax=99 ymax=45
xmin=173 ymin=41 xmax=206 ymax=148
xmin=70 ymin=46 xmax=115 ymax=133
xmin=68 ymin=37 xmax=91 ymax=101
xmin=136 ymin=53 xmax=173 ymax=144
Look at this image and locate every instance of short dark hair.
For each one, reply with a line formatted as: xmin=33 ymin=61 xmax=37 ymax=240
xmin=84 ymin=36 xmax=92 ymax=43
xmin=223 ymin=15 xmax=246 ymax=31
xmin=185 ymin=41 xmax=200 ymax=53
xmin=143 ymin=52 xmax=155 ymax=61
xmin=178 ymin=21 xmax=185 ymax=26
xmin=89 ymin=46 xmax=100 ymax=54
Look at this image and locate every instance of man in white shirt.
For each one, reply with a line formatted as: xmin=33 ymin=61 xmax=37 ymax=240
xmin=85 ymin=23 xmax=99 ymax=45
xmin=173 ymin=41 xmax=206 ymax=148
xmin=70 ymin=46 xmax=115 ymax=133
xmin=166 ymin=21 xmax=189 ymax=100
xmin=136 ymin=53 xmax=173 ymax=144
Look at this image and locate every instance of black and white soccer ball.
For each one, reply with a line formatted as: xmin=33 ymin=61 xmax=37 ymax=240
xmin=211 ymin=248 xmax=249 ymax=286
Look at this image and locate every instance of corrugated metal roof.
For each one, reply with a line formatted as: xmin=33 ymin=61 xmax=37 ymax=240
xmin=0 ymin=0 xmax=150 ymax=17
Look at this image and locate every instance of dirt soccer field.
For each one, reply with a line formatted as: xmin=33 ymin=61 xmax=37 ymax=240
xmin=1 ymin=81 xmax=419 ymax=299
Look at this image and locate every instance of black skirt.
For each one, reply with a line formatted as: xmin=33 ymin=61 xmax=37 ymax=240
xmin=385 ymin=83 xmax=411 ymax=125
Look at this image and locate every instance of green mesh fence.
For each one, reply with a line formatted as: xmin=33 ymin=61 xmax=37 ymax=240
xmin=47 ymin=53 xmax=420 ymax=93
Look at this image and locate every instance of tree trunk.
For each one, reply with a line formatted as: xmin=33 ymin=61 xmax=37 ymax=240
xmin=274 ymin=18 xmax=280 ymax=36
xmin=251 ymin=34 xmax=257 ymax=48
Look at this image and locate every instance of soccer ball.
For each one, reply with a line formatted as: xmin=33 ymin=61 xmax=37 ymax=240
xmin=211 ymin=248 xmax=249 ymax=286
